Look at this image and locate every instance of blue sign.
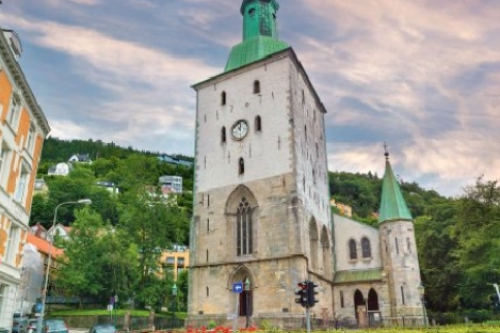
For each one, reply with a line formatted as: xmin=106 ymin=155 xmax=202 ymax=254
xmin=232 ymin=282 xmax=243 ymax=293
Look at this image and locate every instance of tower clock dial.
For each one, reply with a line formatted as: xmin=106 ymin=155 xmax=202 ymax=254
xmin=231 ymin=120 xmax=249 ymax=140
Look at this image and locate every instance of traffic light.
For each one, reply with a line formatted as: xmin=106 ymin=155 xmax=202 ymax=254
xmin=295 ymin=281 xmax=308 ymax=307
xmin=307 ymin=281 xmax=318 ymax=307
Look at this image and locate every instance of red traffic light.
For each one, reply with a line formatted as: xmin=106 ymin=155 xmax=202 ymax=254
xmin=298 ymin=282 xmax=307 ymax=290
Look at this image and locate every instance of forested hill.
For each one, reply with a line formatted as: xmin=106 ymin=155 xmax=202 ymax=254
xmin=328 ymin=170 xmax=448 ymax=224
xmin=39 ymin=137 xmax=193 ymax=172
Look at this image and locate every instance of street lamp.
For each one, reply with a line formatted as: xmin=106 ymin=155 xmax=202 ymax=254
xmin=244 ymin=278 xmax=251 ymax=328
xmin=172 ymin=284 xmax=177 ymax=327
xmin=417 ymin=283 xmax=427 ymax=327
xmin=37 ymin=199 xmax=92 ymax=333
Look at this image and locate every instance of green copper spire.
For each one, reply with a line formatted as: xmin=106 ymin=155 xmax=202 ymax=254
xmin=225 ymin=0 xmax=289 ymax=72
xmin=378 ymin=150 xmax=413 ymax=223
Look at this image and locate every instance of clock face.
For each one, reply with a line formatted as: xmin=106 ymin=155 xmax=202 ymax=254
xmin=231 ymin=120 xmax=249 ymax=140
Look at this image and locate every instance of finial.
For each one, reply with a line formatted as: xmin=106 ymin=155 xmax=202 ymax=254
xmin=384 ymin=142 xmax=390 ymax=161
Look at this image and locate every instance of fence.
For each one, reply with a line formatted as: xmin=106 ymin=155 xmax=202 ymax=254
xmin=59 ymin=315 xmax=184 ymax=331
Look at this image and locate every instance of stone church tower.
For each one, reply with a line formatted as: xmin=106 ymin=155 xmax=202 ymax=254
xmin=188 ymin=0 xmax=334 ymax=327
xmin=378 ymin=150 xmax=424 ymax=318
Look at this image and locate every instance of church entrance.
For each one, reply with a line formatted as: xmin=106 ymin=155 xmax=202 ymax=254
xmin=353 ymin=289 xmax=367 ymax=327
xmin=231 ymin=268 xmax=253 ymax=327
xmin=367 ymin=288 xmax=381 ymax=326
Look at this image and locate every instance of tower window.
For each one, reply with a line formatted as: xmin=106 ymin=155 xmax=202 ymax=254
xmin=253 ymin=80 xmax=260 ymax=94
xmin=407 ymin=237 xmax=412 ymax=253
xmin=349 ymin=239 xmax=357 ymax=260
xmin=395 ymin=238 xmax=399 ymax=254
xmin=236 ymin=197 xmax=253 ymax=256
xmin=221 ymin=126 xmax=227 ymax=143
xmin=238 ymin=158 xmax=245 ymax=175
xmin=248 ymin=8 xmax=255 ymax=16
xmin=401 ymin=285 xmax=405 ymax=305
xmin=361 ymin=237 xmax=371 ymax=258
xmin=255 ymin=116 xmax=262 ymax=132
xmin=221 ymin=91 xmax=227 ymax=105
xmin=340 ymin=291 xmax=345 ymax=308
xmin=206 ymin=287 xmax=210 ymax=297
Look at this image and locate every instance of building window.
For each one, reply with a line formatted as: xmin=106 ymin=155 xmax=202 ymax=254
xmin=340 ymin=291 xmax=345 ymax=308
xmin=248 ymin=8 xmax=255 ymax=16
xmin=206 ymin=250 xmax=209 ymax=262
xmin=14 ymin=165 xmax=30 ymax=203
xmin=27 ymin=124 xmax=36 ymax=153
xmin=395 ymin=238 xmax=399 ymax=254
xmin=401 ymin=285 xmax=405 ymax=305
xmin=238 ymin=158 xmax=245 ymax=175
xmin=0 ymin=143 xmax=12 ymax=188
xmin=236 ymin=197 xmax=253 ymax=256
xmin=304 ymin=125 xmax=307 ymax=142
xmin=253 ymin=80 xmax=260 ymax=94
xmin=5 ymin=225 xmax=20 ymax=264
xmin=206 ymin=287 xmax=209 ymax=297
xmin=406 ymin=237 xmax=412 ymax=253
xmin=255 ymin=116 xmax=262 ymax=132
xmin=349 ymin=239 xmax=357 ymax=260
xmin=221 ymin=127 xmax=227 ymax=143
xmin=221 ymin=91 xmax=227 ymax=105
xmin=7 ymin=93 xmax=21 ymax=127
xmin=361 ymin=237 xmax=371 ymax=258
xmin=207 ymin=219 xmax=210 ymax=234
xmin=0 ymin=284 xmax=7 ymax=315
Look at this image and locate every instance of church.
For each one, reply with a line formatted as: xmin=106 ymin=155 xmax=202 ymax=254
xmin=187 ymin=0 xmax=424 ymax=328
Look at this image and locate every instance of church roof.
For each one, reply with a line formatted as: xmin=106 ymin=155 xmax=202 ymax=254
xmin=225 ymin=0 xmax=289 ymax=72
xmin=378 ymin=152 xmax=413 ymax=223
xmin=333 ymin=268 xmax=384 ymax=284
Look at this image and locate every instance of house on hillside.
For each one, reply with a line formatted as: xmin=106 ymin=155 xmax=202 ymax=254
xmin=47 ymin=223 xmax=72 ymax=242
xmin=33 ymin=178 xmax=49 ymax=195
xmin=47 ymin=162 xmax=71 ymax=176
xmin=68 ymin=153 xmax=92 ymax=164
xmin=157 ymin=154 xmax=193 ymax=168
xmin=96 ymin=181 xmax=119 ymax=194
xmin=159 ymin=175 xmax=183 ymax=193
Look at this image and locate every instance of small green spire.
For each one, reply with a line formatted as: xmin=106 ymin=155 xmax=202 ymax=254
xmin=225 ymin=0 xmax=289 ymax=72
xmin=378 ymin=151 xmax=413 ymax=223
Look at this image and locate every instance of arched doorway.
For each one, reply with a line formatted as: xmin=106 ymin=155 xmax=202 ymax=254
xmin=230 ymin=267 xmax=253 ymax=326
xmin=353 ymin=289 xmax=365 ymax=321
xmin=367 ymin=288 xmax=379 ymax=311
xmin=367 ymin=288 xmax=380 ymax=327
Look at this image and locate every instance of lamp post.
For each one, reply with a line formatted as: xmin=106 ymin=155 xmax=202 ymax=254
xmin=418 ymin=283 xmax=427 ymax=327
xmin=36 ymin=199 xmax=92 ymax=333
xmin=244 ymin=278 xmax=251 ymax=328
xmin=172 ymin=283 xmax=177 ymax=327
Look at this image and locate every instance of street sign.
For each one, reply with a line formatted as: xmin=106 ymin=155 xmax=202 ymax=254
xmin=107 ymin=304 xmax=113 ymax=311
xmin=232 ymin=282 xmax=243 ymax=293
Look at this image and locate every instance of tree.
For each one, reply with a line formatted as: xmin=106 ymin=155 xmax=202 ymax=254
xmin=454 ymin=178 xmax=500 ymax=309
xmin=57 ymin=208 xmax=108 ymax=308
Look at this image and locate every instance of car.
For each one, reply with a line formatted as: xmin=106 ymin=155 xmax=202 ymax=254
xmin=43 ymin=320 xmax=68 ymax=333
xmin=88 ymin=324 xmax=116 ymax=333
xmin=12 ymin=316 xmax=28 ymax=333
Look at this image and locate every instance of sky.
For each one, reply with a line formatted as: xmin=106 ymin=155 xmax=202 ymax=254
xmin=0 ymin=0 xmax=499 ymax=197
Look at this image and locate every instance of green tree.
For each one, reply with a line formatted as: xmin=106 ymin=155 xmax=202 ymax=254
xmin=454 ymin=177 xmax=500 ymax=309
xmin=57 ymin=208 xmax=108 ymax=308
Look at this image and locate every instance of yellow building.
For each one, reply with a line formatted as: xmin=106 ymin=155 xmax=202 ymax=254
xmin=331 ymin=198 xmax=353 ymax=217
xmin=160 ymin=248 xmax=189 ymax=281
xmin=0 ymin=28 xmax=50 ymax=328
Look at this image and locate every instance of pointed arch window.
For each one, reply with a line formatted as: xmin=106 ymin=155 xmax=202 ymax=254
xmin=361 ymin=237 xmax=371 ymax=258
xmin=253 ymin=80 xmax=260 ymax=94
xmin=349 ymin=239 xmax=357 ymax=260
xmin=237 ymin=197 xmax=253 ymax=256
xmin=221 ymin=91 xmax=227 ymax=105
xmin=238 ymin=158 xmax=245 ymax=175
xmin=255 ymin=116 xmax=262 ymax=132
xmin=221 ymin=126 xmax=227 ymax=143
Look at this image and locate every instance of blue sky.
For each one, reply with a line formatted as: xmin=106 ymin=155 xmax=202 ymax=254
xmin=1 ymin=0 xmax=499 ymax=197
